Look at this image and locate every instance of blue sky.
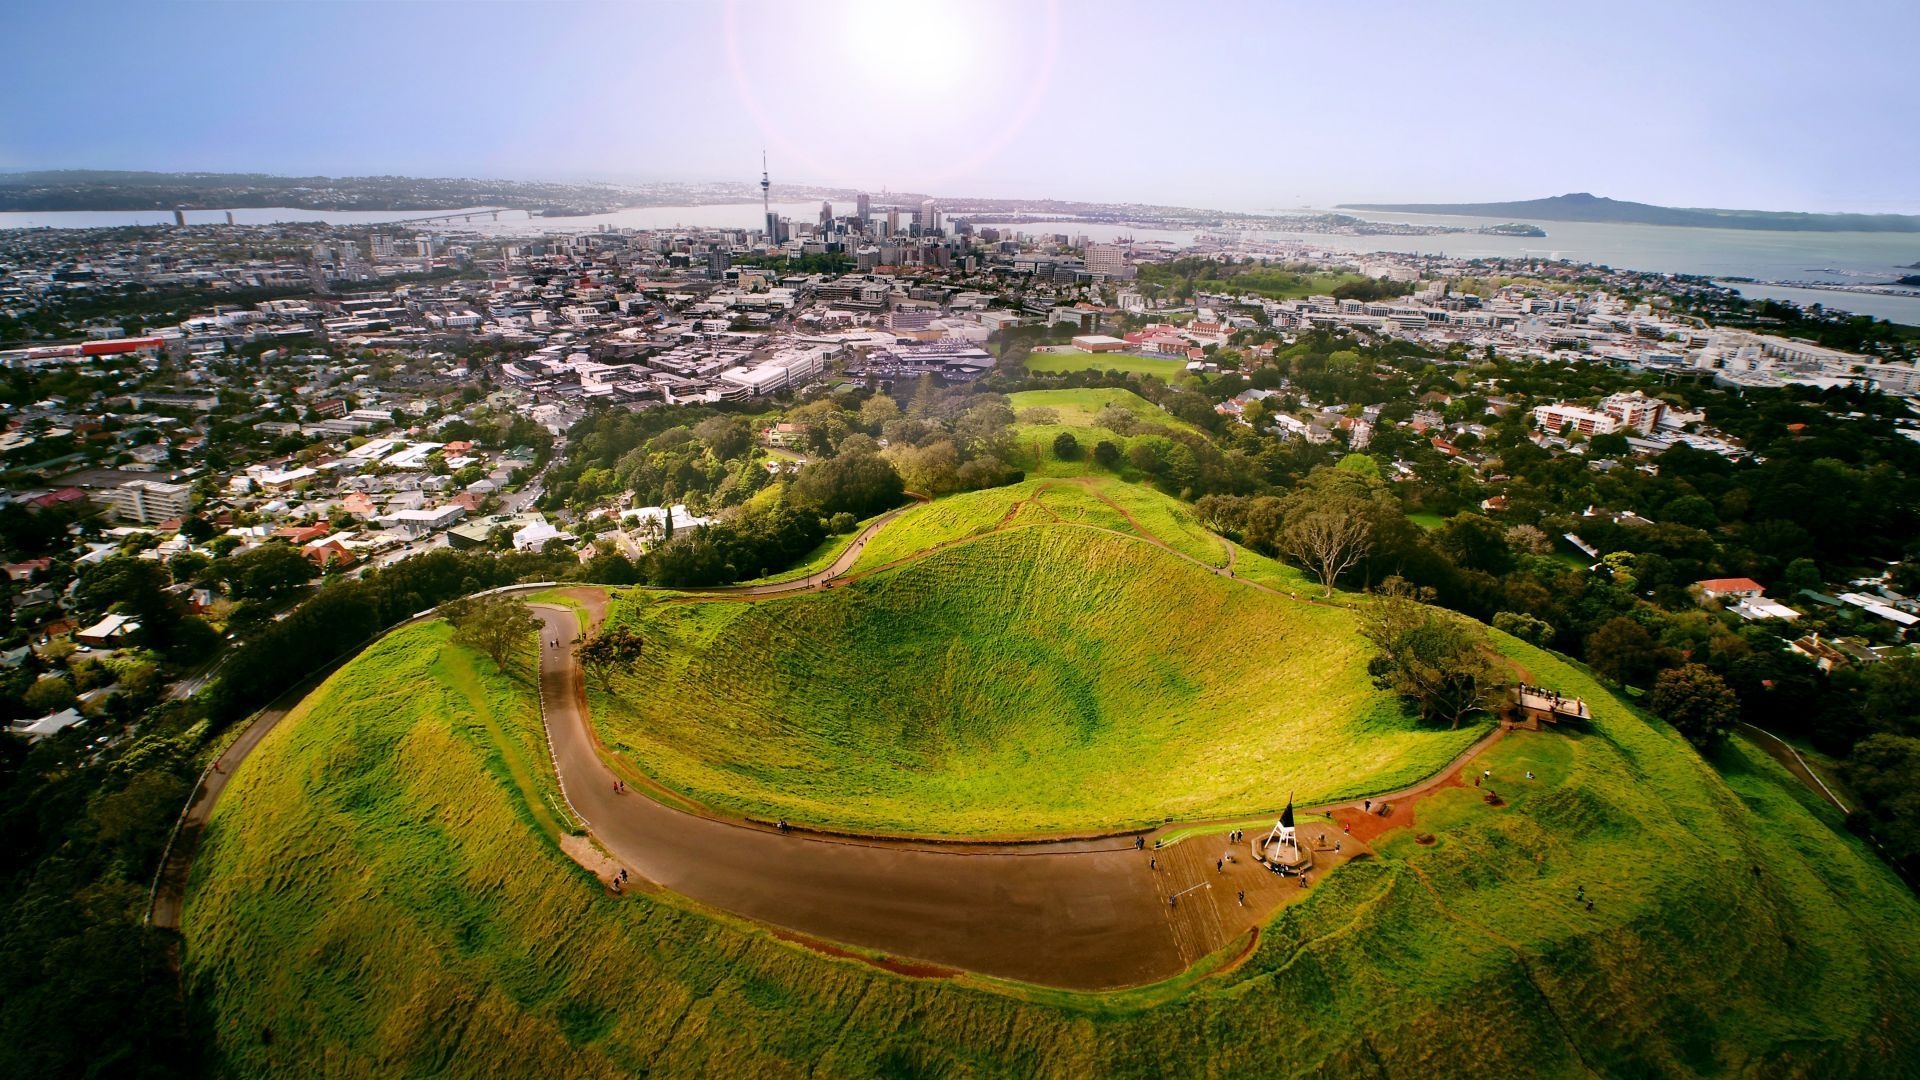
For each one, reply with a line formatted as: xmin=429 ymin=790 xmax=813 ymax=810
xmin=3 ymin=0 xmax=1915 ymax=213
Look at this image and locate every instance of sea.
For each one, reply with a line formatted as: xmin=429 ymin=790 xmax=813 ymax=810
xmin=4 ymin=201 xmax=1916 ymax=325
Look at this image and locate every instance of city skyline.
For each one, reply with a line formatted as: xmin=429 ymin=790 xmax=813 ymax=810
xmin=3 ymin=0 xmax=1916 ymax=215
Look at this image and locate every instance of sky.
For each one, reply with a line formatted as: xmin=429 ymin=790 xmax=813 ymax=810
xmin=3 ymin=0 xmax=1916 ymax=214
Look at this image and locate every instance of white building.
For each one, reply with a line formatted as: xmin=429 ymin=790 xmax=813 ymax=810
xmin=1599 ymin=391 xmax=1666 ymax=435
xmin=1533 ymin=403 xmax=1620 ymax=437
xmin=104 ymin=479 xmax=193 ymax=524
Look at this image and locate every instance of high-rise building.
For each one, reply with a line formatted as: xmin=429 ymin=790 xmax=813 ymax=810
xmin=1085 ymin=242 xmax=1126 ymax=278
xmin=886 ymin=205 xmax=900 ymax=235
xmin=172 ymin=209 xmax=186 ymax=227
xmin=856 ymin=192 xmax=871 ymax=222
xmin=820 ymin=201 xmax=833 ymax=228
xmin=920 ymin=199 xmax=940 ymax=235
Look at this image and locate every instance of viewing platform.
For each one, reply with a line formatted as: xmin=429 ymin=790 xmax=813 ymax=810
xmin=1513 ymin=685 xmax=1589 ymax=728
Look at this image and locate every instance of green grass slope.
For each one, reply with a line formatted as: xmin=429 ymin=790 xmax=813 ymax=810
xmin=593 ymin=521 xmax=1467 ymax=835
xmin=182 ymin=611 xmax=1920 ymax=1076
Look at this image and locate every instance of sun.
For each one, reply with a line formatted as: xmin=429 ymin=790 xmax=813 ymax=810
xmin=725 ymin=0 xmax=1054 ymax=189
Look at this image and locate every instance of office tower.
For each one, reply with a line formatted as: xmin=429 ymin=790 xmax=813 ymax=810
xmin=1086 ymin=242 xmax=1125 ymax=278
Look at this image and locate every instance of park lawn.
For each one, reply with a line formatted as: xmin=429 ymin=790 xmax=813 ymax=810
xmin=1406 ymin=511 xmax=1447 ymax=531
xmin=1024 ymin=350 xmax=1190 ymax=378
xmin=591 ymin=525 xmax=1478 ymax=836
xmin=1008 ymin=387 xmax=1196 ymax=433
xmin=183 ymin=591 xmax=1920 ymax=1076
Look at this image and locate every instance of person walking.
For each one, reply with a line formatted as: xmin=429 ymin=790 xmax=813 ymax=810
xmin=1364 ymin=799 xmax=1371 ymax=813
xmin=1149 ymin=857 xmax=1157 ymax=870
xmin=1217 ymin=858 xmax=1225 ymax=874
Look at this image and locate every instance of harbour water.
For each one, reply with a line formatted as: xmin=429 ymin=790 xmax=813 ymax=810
xmin=6 ymin=201 xmax=1916 ymax=324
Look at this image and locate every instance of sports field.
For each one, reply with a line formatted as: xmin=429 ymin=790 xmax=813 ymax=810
xmin=1023 ymin=350 xmax=1189 ymax=378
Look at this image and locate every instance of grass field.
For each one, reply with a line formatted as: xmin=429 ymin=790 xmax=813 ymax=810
xmin=183 ymin=599 xmax=1920 ymax=1075
xmin=1005 ymin=387 xmax=1201 ymax=479
xmin=1023 ymin=350 xmax=1190 ymax=378
xmin=592 ymin=521 xmax=1460 ymax=835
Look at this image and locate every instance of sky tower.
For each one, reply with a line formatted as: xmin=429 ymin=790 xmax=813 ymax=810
xmin=760 ymin=150 xmax=779 ymax=244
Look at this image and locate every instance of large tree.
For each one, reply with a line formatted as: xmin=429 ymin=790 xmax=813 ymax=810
xmin=1282 ymin=499 xmax=1374 ymax=597
xmin=1358 ymin=588 xmax=1505 ymax=728
xmin=216 ymin=542 xmax=317 ymax=601
xmin=1843 ymin=734 xmax=1920 ymax=870
xmin=1586 ymin=616 xmax=1671 ymax=688
xmin=445 ymin=596 xmax=539 ymax=670
xmin=788 ymin=449 xmax=905 ymax=519
xmin=575 ymin=625 xmax=646 ymax=688
xmin=1649 ymin=663 xmax=1739 ymax=750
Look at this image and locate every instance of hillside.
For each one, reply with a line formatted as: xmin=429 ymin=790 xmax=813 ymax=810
xmin=1339 ymin=192 xmax=1920 ymax=232
xmin=590 ymin=491 xmax=1470 ymax=835
xmin=182 ymin=581 xmax=1920 ymax=1075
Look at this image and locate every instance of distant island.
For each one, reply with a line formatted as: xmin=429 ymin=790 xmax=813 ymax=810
xmin=1337 ymin=192 xmax=1920 ymax=233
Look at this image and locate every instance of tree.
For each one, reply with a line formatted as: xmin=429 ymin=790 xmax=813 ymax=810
xmin=178 ymin=515 xmax=216 ymax=542
xmin=1843 ymin=735 xmax=1920 ymax=868
xmin=1438 ymin=512 xmax=1513 ymax=575
xmin=74 ymin=557 xmax=182 ymax=640
xmin=1281 ymin=499 xmax=1373 ymax=597
xmin=788 ymin=449 xmax=906 ymax=518
xmin=1650 ymin=663 xmax=1739 ymax=751
xmin=692 ymin=415 xmax=752 ymax=460
xmin=1091 ymin=440 xmax=1121 ymax=469
xmin=575 ymin=625 xmax=646 ymax=688
xmin=445 ymin=596 xmax=539 ymax=669
xmin=1051 ymin=431 xmax=1081 ymax=461
xmin=168 ymin=550 xmax=211 ymax=585
xmin=216 ymin=543 xmax=316 ymax=601
xmin=1492 ymin=611 xmax=1555 ymax=646
xmin=1504 ymin=524 xmax=1552 ymax=556
xmin=1358 ymin=589 xmax=1505 ymax=728
xmin=859 ymin=393 xmax=903 ymax=432
xmin=22 ymin=675 xmax=76 ymax=714
xmin=1586 ymin=616 xmax=1671 ymax=688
